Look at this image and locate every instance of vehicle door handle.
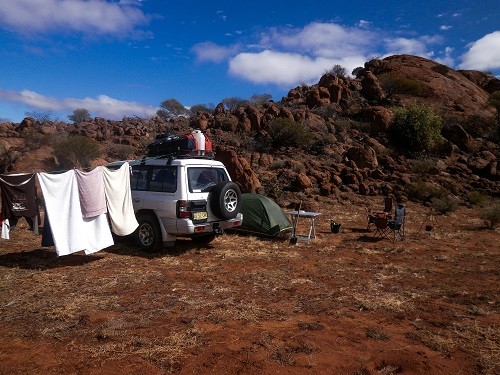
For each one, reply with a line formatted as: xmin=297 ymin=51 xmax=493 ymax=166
xmin=133 ymin=198 xmax=140 ymax=202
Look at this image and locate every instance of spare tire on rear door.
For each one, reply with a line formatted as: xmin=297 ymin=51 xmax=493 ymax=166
xmin=209 ymin=181 xmax=242 ymax=220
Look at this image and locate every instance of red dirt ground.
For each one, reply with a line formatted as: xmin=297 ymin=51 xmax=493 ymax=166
xmin=0 ymin=197 xmax=498 ymax=375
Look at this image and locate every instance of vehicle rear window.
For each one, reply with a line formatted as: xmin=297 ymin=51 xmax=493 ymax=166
xmin=187 ymin=167 xmax=228 ymax=192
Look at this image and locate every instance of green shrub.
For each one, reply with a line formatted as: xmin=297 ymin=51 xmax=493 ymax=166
xmin=389 ymin=103 xmax=443 ymax=152
xmin=479 ymin=202 xmax=500 ymax=229
xmin=20 ymin=128 xmax=57 ymax=151
xmin=431 ymin=64 xmax=451 ymax=76
xmin=410 ymin=158 xmax=437 ymax=175
xmin=106 ymin=144 xmax=136 ymax=161
xmin=431 ymin=195 xmax=460 ymax=215
xmin=53 ymin=135 xmax=101 ymax=169
xmin=267 ymin=118 xmax=313 ymax=149
xmin=467 ymin=191 xmax=489 ymax=206
xmin=311 ymin=105 xmax=337 ymax=120
xmin=379 ymin=73 xmax=430 ymax=97
xmin=406 ymin=181 xmax=446 ymax=203
xmin=0 ymin=144 xmax=18 ymax=174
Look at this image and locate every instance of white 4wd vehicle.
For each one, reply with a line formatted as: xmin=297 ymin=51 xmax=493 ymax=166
xmin=112 ymin=156 xmax=243 ymax=251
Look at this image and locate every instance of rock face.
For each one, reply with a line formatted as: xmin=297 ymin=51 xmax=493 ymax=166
xmin=364 ymin=55 xmax=494 ymax=119
xmin=214 ymin=147 xmax=262 ymax=193
xmin=1 ymin=54 xmax=499 ymax=205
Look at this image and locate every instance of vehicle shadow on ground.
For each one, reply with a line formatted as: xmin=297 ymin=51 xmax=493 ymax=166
xmin=106 ymin=237 xmax=215 ymax=258
xmin=0 ymin=248 xmax=102 ymax=270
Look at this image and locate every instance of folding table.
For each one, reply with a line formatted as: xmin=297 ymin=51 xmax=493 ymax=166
xmin=287 ymin=210 xmax=321 ymax=242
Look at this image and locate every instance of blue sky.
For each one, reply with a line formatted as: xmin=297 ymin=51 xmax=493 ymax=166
xmin=0 ymin=0 xmax=499 ymax=122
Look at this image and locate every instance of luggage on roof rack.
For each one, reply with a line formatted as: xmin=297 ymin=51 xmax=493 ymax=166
xmin=146 ymin=130 xmax=213 ymax=158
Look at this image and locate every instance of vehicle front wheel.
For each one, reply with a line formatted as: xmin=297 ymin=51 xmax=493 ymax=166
xmin=134 ymin=214 xmax=162 ymax=252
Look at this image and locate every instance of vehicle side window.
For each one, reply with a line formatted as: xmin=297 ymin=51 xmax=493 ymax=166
xmin=131 ymin=166 xmax=148 ymax=190
xmin=150 ymin=167 xmax=177 ymax=193
xmin=188 ymin=167 xmax=228 ymax=192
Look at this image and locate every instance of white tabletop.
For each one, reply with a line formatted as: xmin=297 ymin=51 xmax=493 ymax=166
xmin=287 ymin=210 xmax=321 ymax=218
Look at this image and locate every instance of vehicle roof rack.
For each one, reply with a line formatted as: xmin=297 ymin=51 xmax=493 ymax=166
xmin=141 ymin=150 xmax=215 ymax=163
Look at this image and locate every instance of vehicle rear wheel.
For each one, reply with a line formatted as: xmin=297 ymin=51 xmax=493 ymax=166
xmin=209 ymin=181 xmax=242 ymax=220
xmin=134 ymin=214 xmax=162 ymax=252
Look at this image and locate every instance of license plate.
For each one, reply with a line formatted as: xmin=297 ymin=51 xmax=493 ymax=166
xmin=193 ymin=211 xmax=208 ymax=220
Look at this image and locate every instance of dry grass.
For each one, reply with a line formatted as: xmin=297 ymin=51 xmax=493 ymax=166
xmin=0 ymin=202 xmax=498 ymax=374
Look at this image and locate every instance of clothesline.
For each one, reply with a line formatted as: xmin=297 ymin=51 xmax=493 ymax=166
xmin=0 ymin=163 xmax=138 ymax=257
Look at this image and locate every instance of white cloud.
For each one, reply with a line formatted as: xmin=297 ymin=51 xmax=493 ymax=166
xmin=434 ymin=46 xmax=455 ymax=67
xmin=192 ymin=42 xmax=240 ymax=63
xmin=383 ymin=35 xmax=442 ymax=57
xmin=459 ymin=31 xmax=500 ymax=71
xmin=198 ymin=21 xmax=453 ymax=87
xmin=0 ymin=89 xmax=157 ymax=119
xmin=228 ymin=50 xmax=365 ymax=85
xmin=440 ymin=25 xmax=452 ymax=31
xmin=358 ymin=20 xmax=371 ymax=29
xmin=225 ymin=22 xmax=377 ymax=86
xmin=0 ymin=0 xmax=149 ymax=37
xmin=261 ymin=22 xmax=376 ymax=59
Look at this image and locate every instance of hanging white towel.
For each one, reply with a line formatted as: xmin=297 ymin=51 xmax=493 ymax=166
xmin=37 ymin=170 xmax=114 ymax=256
xmin=75 ymin=167 xmax=107 ymax=218
xmin=102 ymin=162 xmax=139 ymax=236
xmin=1 ymin=219 xmax=10 ymax=240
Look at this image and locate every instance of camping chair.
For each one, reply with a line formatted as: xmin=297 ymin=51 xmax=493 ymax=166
xmin=373 ymin=213 xmax=391 ymax=239
xmin=366 ymin=197 xmax=393 ymax=231
xmin=388 ymin=204 xmax=406 ymax=241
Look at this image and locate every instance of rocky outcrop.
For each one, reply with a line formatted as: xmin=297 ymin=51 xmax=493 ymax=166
xmin=364 ymin=55 xmax=497 ymax=119
xmin=0 ymin=54 xmax=498 ymax=205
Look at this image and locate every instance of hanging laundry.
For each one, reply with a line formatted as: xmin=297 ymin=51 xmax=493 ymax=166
xmin=102 ymin=162 xmax=139 ymax=236
xmin=37 ymin=170 xmax=114 ymax=256
xmin=74 ymin=167 xmax=107 ymax=218
xmin=1 ymin=219 xmax=10 ymax=240
xmin=0 ymin=173 xmax=40 ymax=239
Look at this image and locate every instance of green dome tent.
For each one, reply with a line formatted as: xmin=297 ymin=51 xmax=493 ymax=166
xmin=231 ymin=193 xmax=292 ymax=237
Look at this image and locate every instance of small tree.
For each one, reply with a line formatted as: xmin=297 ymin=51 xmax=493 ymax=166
xmin=221 ymin=97 xmax=248 ymax=111
xmin=157 ymin=98 xmax=188 ymax=119
xmin=352 ymin=67 xmax=363 ymax=77
xmin=325 ymin=64 xmax=348 ymax=78
xmin=250 ymin=93 xmax=273 ymax=106
xmin=24 ymin=110 xmax=55 ymax=122
xmin=389 ymin=103 xmax=442 ymax=152
xmin=189 ymin=103 xmax=214 ymax=117
xmin=68 ymin=108 xmax=90 ymax=123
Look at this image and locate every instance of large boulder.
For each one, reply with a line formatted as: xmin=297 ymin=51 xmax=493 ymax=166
xmin=215 ymin=148 xmax=262 ymax=193
xmin=16 ymin=117 xmax=35 ymax=132
xmin=442 ymin=124 xmax=477 ymax=152
xmin=360 ymin=70 xmax=385 ymax=101
xmin=362 ymin=106 xmax=393 ymax=133
xmin=344 ymin=146 xmax=378 ymax=169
